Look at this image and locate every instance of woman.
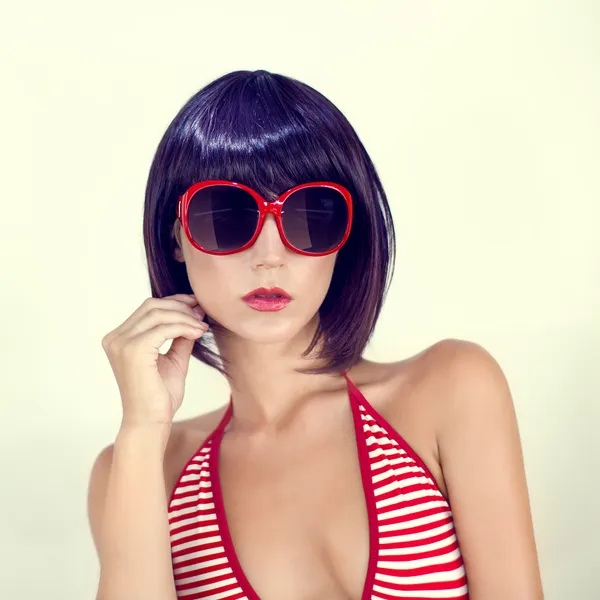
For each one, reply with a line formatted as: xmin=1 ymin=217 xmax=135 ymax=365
xmin=87 ymin=69 xmax=544 ymax=600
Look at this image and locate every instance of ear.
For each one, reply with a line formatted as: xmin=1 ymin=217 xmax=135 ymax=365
xmin=171 ymin=221 xmax=185 ymax=263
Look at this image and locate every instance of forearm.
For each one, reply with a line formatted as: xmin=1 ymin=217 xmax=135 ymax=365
xmin=97 ymin=424 xmax=176 ymax=600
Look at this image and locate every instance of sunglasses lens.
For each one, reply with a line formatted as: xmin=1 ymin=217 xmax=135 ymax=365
xmin=281 ymin=186 xmax=349 ymax=253
xmin=187 ymin=185 xmax=259 ymax=252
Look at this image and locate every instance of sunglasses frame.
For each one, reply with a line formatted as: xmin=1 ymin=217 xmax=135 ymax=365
xmin=176 ymin=179 xmax=353 ymax=256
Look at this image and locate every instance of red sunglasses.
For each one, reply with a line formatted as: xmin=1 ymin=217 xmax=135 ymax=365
xmin=176 ymin=179 xmax=353 ymax=256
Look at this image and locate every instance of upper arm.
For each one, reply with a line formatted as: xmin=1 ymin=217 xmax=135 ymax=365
xmin=87 ymin=444 xmax=115 ymax=560
xmin=431 ymin=339 xmax=544 ymax=599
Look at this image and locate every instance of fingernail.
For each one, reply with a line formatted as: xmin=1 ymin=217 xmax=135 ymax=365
xmin=192 ymin=306 xmax=204 ymax=319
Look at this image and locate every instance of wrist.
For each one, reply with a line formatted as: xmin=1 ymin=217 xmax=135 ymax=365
xmin=116 ymin=420 xmax=172 ymax=451
xmin=120 ymin=417 xmax=173 ymax=431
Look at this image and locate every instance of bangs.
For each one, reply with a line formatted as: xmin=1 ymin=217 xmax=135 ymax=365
xmin=163 ymin=72 xmax=359 ymax=202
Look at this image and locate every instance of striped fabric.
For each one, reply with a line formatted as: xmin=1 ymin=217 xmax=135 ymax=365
xmin=168 ymin=371 xmax=469 ymax=599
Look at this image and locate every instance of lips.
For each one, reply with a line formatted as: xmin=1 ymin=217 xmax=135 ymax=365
xmin=242 ymin=286 xmax=292 ymax=300
xmin=242 ymin=286 xmax=292 ymax=313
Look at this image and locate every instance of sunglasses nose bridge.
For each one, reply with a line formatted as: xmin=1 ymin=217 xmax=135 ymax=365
xmin=255 ymin=200 xmax=286 ymax=247
xmin=263 ymin=199 xmax=282 ymax=215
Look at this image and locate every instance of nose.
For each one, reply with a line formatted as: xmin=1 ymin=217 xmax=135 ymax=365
xmin=250 ymin=213 xmax=286 ymax=266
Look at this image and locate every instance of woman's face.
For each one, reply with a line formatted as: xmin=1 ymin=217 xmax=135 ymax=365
xmin=172 ymin=212 xmax=338 ymax=343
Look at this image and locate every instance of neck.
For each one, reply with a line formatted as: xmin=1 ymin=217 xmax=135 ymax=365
xmin=210 ymin=317 xmax=359 ymax=436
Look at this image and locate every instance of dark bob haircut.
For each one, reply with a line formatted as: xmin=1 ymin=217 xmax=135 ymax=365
xmin=143 ymin=69 xmax=396 ymax=378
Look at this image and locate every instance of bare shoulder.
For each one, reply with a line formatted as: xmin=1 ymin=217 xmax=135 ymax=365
xmin=408 ymin=343 xmax=544 ymax=595
xmin=413 ymin=337 xmax=509 ymax=415
xmin=362 ymin=338 xmax=499 ymax=500
xmin=391 ymin=337 xmax=508 ymax=437
xmin=384 ymin=337 xmax=491 ymax=383
xmin=387 ymin=337 xmax=502 ymax=407
xmin=86 ymin=406 xmax=229 ymax=558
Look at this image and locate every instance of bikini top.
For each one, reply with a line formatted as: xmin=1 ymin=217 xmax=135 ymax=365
xmin=167 ymin=370 xmax=470 ymax=600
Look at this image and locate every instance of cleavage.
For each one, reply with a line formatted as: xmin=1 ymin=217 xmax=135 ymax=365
xmin=215 ymin=408 xmax=371 ymax=600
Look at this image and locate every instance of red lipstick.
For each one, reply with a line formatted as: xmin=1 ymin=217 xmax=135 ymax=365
xmin=242 ymin=287 xmax=292 ymax=312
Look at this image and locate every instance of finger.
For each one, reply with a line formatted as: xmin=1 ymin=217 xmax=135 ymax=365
xmin=163 ymin=332 xmax=203 ymax=374
xmin=130 ymin=322 xmax=208 ymax=362
xmin=172 ymin=293 xmax=201 ymax=306
xmin=110 ymin=296 xmax=206 ymax=342
xmin=120 ymin=307 xmax=207 ymax=341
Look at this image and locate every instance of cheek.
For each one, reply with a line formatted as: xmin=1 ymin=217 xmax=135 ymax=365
xmin=296 ymin=255 xmax=338 ymax=307
xmin=182 ymin=252 xmax=239 ymax=314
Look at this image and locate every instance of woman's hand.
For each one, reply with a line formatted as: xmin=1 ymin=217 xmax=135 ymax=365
xmin=101 ymin=293 xmax=208 ymax=427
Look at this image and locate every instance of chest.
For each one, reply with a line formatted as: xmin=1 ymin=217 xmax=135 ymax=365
xmin=216 ymin=420 xmax=370 ymax=600
xmin=166 ymin=374 xmax=450 ymax=600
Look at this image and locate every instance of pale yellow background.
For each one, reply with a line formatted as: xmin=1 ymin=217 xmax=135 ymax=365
xmin=1 ymin=0 xmax=598 ymax=598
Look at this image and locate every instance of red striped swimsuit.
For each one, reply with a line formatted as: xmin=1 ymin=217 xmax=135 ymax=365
xmin=168 ymin=370 xmax=470 ymax=599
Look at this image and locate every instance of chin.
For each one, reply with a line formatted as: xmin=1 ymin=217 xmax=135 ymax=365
xmin=207 ymin=301 xmax=321 ymax=342
xmin=236 ymin=319 xmax=306 ymax=343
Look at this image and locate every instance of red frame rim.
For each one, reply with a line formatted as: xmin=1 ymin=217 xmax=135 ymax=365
xmin=176 ymin=179 xmax=353 ymax=256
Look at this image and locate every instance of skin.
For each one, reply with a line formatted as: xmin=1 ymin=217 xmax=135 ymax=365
xmin=164 ymin=213 xmax=545 ymax=599
xmin=172 ymin=211 xmax=345 ymax=436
